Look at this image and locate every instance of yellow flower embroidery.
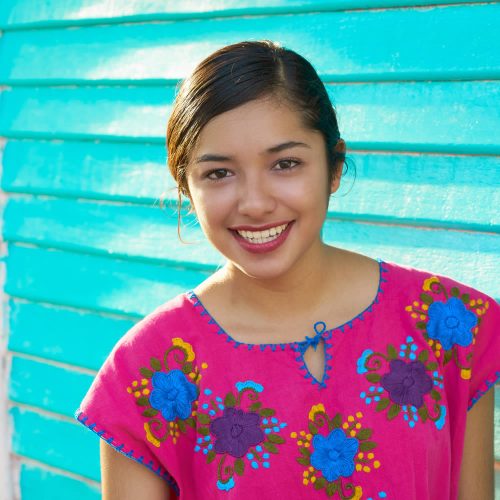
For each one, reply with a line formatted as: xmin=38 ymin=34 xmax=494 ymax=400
xmin=308 ymin=403 xmax=325 ymax=421
xmin=422 ymin=276 xmax=440 ymax=292
xmin=144 ymin=422 xmax=161 ymax=448
xmin=172 ymin=337 xmax=195 ymax=361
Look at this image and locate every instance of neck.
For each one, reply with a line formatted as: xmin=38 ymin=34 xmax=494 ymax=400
xmin=220 ymin=243 xmax=338 ymax=321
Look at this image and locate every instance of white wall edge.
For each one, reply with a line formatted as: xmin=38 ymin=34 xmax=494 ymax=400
xmin=0 ymin=134 xmax=14 ymax=500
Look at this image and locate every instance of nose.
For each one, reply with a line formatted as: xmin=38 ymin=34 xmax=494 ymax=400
xmin=237 ymin=174 xmax=276 ymax=218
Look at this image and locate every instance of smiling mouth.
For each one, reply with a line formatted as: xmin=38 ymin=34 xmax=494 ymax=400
xmin=234 ymin=223 xmax=289 ymax=244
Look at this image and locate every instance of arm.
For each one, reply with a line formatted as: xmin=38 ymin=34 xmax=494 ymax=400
xmin=100 ymin=441 xmax=171 ymax=500
xmin=457 ymin=387 xmax=495 ymax=500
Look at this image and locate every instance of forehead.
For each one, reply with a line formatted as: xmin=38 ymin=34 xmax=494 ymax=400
xmin=192 ymin=98 xmax=321 ymax=157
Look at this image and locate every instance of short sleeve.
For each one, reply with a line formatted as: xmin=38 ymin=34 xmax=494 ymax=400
xmin=467 ymin=293 xmax=500 ymax=410
xmin=75 ymin=312 xmax=182 ymax=496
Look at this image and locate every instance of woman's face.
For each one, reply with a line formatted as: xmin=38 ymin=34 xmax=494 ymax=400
xmin=185 ymin=97 xmax=340 ymax=281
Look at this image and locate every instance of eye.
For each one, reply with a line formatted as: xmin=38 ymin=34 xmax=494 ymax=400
xmin=273 ymin=158 xmax=301 ymax=171
xmin=205 ymin=168 xmax=232 ymax=181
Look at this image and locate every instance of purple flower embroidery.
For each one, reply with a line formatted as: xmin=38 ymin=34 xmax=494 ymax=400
xmin=310 ymin=428 xmax=359 ymax=482
xmin=149 ymin=370 xmax=197 ymax=421
xmin=210 ymin=407 xmax=264 ymax=458
xmin=427 ymin=297 xmax=477 ymax=351
xmin=381 ymin=359 xmax=433 ymax=407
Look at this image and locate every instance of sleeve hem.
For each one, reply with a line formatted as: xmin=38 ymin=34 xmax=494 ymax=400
xmin=467 ymin=369 xmax=500 ymax=411
xmin=74 ymin=409 xmax=180 ymax=496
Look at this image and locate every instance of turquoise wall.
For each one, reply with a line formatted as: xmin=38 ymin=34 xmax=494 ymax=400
xmin=0 ymin=1 xmax=499 ymax=498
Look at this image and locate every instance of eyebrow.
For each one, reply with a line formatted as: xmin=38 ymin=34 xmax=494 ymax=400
xmin=194 ymin=141 xmax=311 ymax=163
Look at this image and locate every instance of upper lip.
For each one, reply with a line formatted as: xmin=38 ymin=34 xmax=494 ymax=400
xmin=229 ymin=220 xmax=293 ymax=231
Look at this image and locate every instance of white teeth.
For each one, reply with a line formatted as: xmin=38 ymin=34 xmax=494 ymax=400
xmin=236 ymin=223 xmax=289 ymax=244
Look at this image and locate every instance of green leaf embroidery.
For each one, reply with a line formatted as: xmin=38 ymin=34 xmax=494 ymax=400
xmin=387 ymin=344 xmax=398 ymax=359
xmin=267 ymin=434 xmax=285 ymax=444
xmin=356 ymin=428 xmax=372 ymax=440
xmin=417 ymin=405 xmax=429 ymax=422
xmin=249 ymin=402 xmax=262 ymax=411
xmin=177 ymin=419 xmax=186 ymax=433
xmin=150 ymin=358 xmax=162 ymax=371
xmin=358 ymin=440 xmax=376 ymax=452
xmin=234 ymin=458 xmax=245 ymax=475
xmin=426 ymin=362 xmax=438 ymax=370
xmin=416 ymin=321 xmax=427 ymax=330
xmin=296 ymin=456 xmax=309 ymax=466
xmin=299 ymin=447 xmax=311 ymax=458
xmin=139 ymin=367 xmax=154 ymax=379
xmin=206 ymin=450 xmax=216 ymax=464
xmin=259 ymin=408 xmax=275 ymax=417
xmin=197 ymin=413 xmax=210 ymax=425
xmin=198 ymin=426 xmax=209 ymax=436
xmin=332 ymin=413 xmax=342 ymax=429
xmin=430 ymin=389 xmax=441 ymax=401
xmin=387 ymin=403 xmax=401 ymax=420
xmin=224 ymin=393 xmax=236 ymax=408
xmin=326 ymin=481 xmax=338 ymax=496
xmin=450 ymin=287 xmax=460 ymax=297
xmin=420 ymin=292 xmax=434 ymax=305
xmin=418 ymin=350 xmax=429 ymax=362
xmin=308 ymin=422 xmax=319 ymax=435
xmin=376 ymin=398 xmax=390 ymax=412
xmin=181 ymin=362 xmax=192 ymax=375
xmin=314 ymin=477 xmax=327 ymax=490
xmin=366 ymin=373 xmax=381 ymax=383
xmin=263 ymin=441 xmax=278 ymax=454
xmin=461 ymin=293 xmax=470 ymax=304
xmin=142 ymin=408 xmax=159 ymax=417
xmin=136 ymin=396 xmax=150 ymax=407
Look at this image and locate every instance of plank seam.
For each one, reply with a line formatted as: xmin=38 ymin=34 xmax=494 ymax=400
xmin=8 ymin=351 xmax=98 ymax=376
xmin=0 ymin=1 xmax=495 ymax=32
xmin=9 ymin=401 xmax=82 ymax=425
xmin=11 ymin=453 xmax=101 ymax=488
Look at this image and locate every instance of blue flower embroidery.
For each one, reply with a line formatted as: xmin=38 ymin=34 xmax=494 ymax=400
xmin=149 ymin=369 xmax=197 ymax=421
xmin=310 ymin=428 xmax=359 ymax=481
xmin=427 ymin=297 xmax=477 ymax=351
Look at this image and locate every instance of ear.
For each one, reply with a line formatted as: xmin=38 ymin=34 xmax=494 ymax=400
xmin=330 ymin=139 xmax=346 ymax=194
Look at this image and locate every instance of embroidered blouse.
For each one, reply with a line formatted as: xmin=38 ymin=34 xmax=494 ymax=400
xmin=75 ymin=260 xmax=500 ymax=500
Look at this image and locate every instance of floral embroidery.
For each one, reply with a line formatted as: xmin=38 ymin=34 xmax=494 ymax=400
xmin=380 ymin=359 xmax=433 ymax=407
xmin=210 ymin=407 xmax=265 ymax=457
xmin=149 ymin=370 xmax=197 ymax=420
xmin=291 ymin=406 xmax=384 ymax=498
xmin=357 ymin=336 xmax=446 ymax=430
xmin=126 ymin=337 xmax=207 ymax=446
xmin=194 ymin=381 xmax=287 ymax=492
xmin=311 ymin=429 xmax=359 ymax=481
xmin=406 ymin=276 xmax=489 ymax=378
xmin=426 ymin=297 xmax=476 ymax=350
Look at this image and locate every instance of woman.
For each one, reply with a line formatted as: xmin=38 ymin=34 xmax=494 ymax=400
xmin=77 ymin=40 xmax=497 ymax=499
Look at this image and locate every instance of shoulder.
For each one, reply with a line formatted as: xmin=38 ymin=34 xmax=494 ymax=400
xmin=381 ymin=260 xmax=495 ymax=304
xmin=113 ymin=292 xmax=197 ymax=353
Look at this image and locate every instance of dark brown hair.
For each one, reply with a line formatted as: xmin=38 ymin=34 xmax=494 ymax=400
xmin=166 ymin=40 xmax=347 ymax=232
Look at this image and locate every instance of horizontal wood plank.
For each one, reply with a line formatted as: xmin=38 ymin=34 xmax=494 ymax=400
xmin=1 ymin=81 xmax=499 ymax=154
xmin=3 ymin=221 xmax=499 ymax=315
xmin=1 ymin=5 xmax=499 ymax=83
xmin=7 ymin=300 xmax=135 ymax=370
xmin=2 ymin=141 xmax=499 ymax=231
xmin=9 ymin=356 xmax=94 ymax=417
xmin=4 ymin=244 xmax=212 ymax=316
xmin=18 ymin=463 xmax=100 ymax=500
xmin=0 ymin=0 xmax=490 ymax=29
xmin=10 ymin=406 xmax=100 ymax=481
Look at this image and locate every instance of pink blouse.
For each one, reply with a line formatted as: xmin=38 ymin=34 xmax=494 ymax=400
xmin=76 ymin=261 xmax=499 ymax=499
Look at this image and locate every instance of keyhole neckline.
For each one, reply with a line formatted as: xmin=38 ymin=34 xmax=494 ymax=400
xmin=187 ymin=259 xmax=388 ymax=353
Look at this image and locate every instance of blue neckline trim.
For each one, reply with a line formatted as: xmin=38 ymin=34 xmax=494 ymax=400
xmin=187 ymin=259 xmax=389 ymax=354
xmin=75 ymin=410 xmax=180 ymax=496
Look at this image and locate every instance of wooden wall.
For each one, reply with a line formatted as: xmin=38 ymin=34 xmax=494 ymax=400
xmin=0 ymin=1 xmax=498 ymax=497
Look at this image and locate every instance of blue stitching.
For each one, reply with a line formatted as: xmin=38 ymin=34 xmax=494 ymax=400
xmin=74 ymin=410 xmax=180 ymax=495
xmin=187 ymin=260 xmax=388 ymax=355
xmin=468 ymin=370 xmax=500 ymax=411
